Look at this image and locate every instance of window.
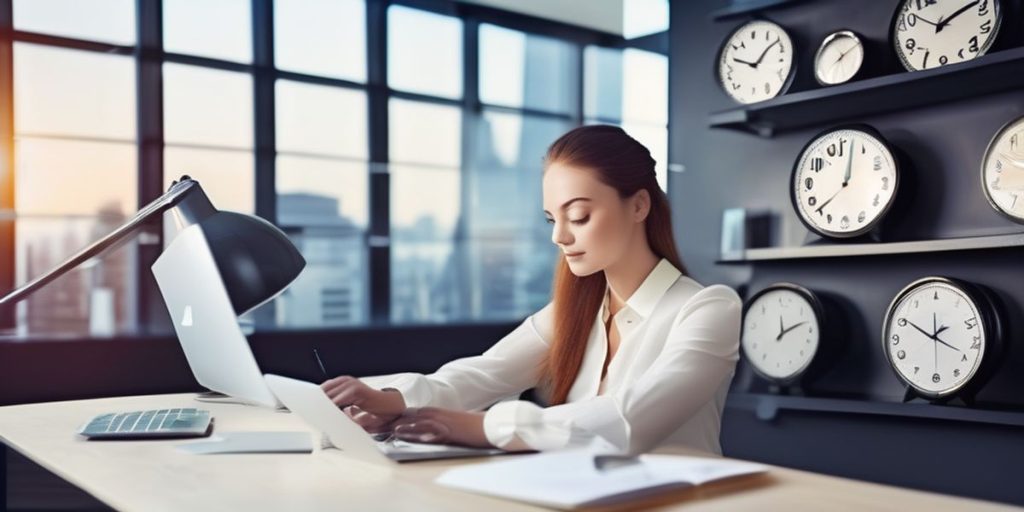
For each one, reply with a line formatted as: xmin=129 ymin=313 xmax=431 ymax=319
xmin=13 ymin=0 xmax=135 ymax=45
xmin=274 ymin=80 xmax=370 ymax=327
xmin=2 ymin=1 xmax=668 ymax=336
xmin=585 ymin=46 xmax=669 ymax=191
xmin=12 ymin=43 xmax=137 ymax=336
xmin=274 ymin=0 xmax=366 ymax=82
xmin=163 ymin=0 xmax=252 ymax=63
xmin=162 ymin=63 xmax=254 ymax=214
xmin=387 ymin=5 xmax=463 ymax=99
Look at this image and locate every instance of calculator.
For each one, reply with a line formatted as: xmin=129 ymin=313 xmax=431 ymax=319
xmin=78 ymin=408 xmax=213 ymax=439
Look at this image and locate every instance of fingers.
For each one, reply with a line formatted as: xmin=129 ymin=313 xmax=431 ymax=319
xmin=393 ymin=418 xmax=451 ymax=444
xmin=345 ymin=405 xmax=398 ymax=434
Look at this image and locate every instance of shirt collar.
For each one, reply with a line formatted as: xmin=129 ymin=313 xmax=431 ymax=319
xmin=601 ymin=258 xmax=682 ymax=322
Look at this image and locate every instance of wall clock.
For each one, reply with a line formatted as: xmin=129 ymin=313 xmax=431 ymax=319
xmin=791 ymin=125 xmax=901 ymax=240
xmin=892 ymin=0 xmax=1002 ymax=71
xmin=741 ymin=283 xmax=842 ymax=391
xmin=814 ymin=30 xmax=865 ymax=86
xmin=981 ymin=114 xmax=1024 ymax=223
xmin=882 ymin=276 xmax=1004 ymax=403
xmin=717 ymin=19 xmax=795 ymax=104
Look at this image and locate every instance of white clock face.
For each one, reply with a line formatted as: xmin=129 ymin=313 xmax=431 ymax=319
xmin=742 ymin=288 xmax=820 ymax=382
xmin=981 ymin=115 xmax=1024 ymax=222
xmin=815 ymin=31 xmax=864 ymax=85
xmin=884 ymin=280 xmax=987 ymax=397
xmin=893 ymin=0 xmax=1001 ymax=71
xmin=793 ymin=128 xmax=898 ymax=238
xmin=718 ymin=20 xmax=794 ymax=104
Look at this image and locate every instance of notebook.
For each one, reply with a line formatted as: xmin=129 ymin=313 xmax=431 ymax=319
xmin=435 ymin=449 xmax=768 ymax=510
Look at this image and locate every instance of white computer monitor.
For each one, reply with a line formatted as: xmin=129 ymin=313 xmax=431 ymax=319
xmin=152 ymin=224 xmax=281 ymax=408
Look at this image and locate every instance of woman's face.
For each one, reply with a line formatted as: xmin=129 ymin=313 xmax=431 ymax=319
xmin=542 ymin=162 xmax=649 ymax=277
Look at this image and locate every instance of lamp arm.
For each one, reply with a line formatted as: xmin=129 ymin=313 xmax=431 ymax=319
xmin=0 ymin=176 xmax=212 ymax=308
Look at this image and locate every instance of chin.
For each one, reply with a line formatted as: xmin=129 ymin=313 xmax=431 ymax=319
xmin=566 ymin=259 xmax=602 ymax=277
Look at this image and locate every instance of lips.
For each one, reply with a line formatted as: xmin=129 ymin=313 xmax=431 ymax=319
xmin=565 ymin=252 xmax=585 ymax=257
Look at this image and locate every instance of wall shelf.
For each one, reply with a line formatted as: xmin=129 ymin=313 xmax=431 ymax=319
xmin=717 ymin=232 xmax=1024 ymax=264
xmin=709 ymin=0 xmax=812 ymax=21
xmin=709 ymin=46 xmax=1024 ymax=137
xmin=727 ymin=392 xmax=1024 ymax=428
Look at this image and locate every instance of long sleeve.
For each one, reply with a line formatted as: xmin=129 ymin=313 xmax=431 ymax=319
xmin=482 ymin=285 xmax=742 ymax=455
xmin=360 ymin=302 xmax=554 ymax=411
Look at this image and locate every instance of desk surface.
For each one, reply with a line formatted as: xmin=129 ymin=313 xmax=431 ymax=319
xmin=0 ymin=393 xmax=1017 ymax=512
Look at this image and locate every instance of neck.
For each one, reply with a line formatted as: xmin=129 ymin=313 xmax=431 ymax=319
xmin=603 ymin=241 xmax=660 ymax=314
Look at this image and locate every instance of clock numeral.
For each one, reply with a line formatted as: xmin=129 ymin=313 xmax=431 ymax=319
xmin=891 ymin=333 xmax=900 ymax=345
xmin=811 ymin=157 xmax=824 ymax=172
xmin=1011 ymin=133 xmax=1019 ymax=151
xmin=751 ymin=30 xmax=756 ymax=40
xmin=764 ymin=82 xmax=771 ymax=94
xmin=968 ymin=36 xmax=979 ymax=55
xmin=958 ymin=48 xmax=965 ymax=59
xmin=965 ymin=317 xmax=978 ymax=330
xmin=932 ymin=373 xmax=941 ymax=383
xmin=733 ymin=83 xmax=741 ymax=90
xmin=933 ymin=291 xmax=939 ymax=300
xmin=805 ymin=177 xmax=814 ymax=190
xmin=857 ymin=211 xmax=866 ymax=224
xmin=962 ymin=354 xmax=969 ymax=362
xmin=873 ymin=194 xmax=880 ymax=207
xmin=826 ymin=140 xmax=845 ymax=157
xmin=882 ymin=176 xmax=890 ymax=191
xmin=905 ymin=38 xmax=916 ymax=52
xmin=826 ymin=213 xmax=833 ymax=224
xmin=840 ymin=215 xmax=850 ymax=229
xmin=907 ymin=13 xmax=918 ymax=27
xmin=915 ymin=0 xmax=937 ymax=9
xmin=971 ymin=336 xmax=981 ymax=350
xmin=938 ymin=55 xmax=948 ymax=66
xmin=954 ymin=368 xmax=961 ymax=378
xmin=914 ymin=366 xmax=920 ymax=374
xmin=873 ymin=155 xmax=882 ymax=171
xmin=807 ymin=196 xmax=817 ymax=207
xmin=980 ymin=20 xmax=992 ymax=34
xmin=922 ymin=50 xmax=930 ymax=68
xmin=913 ymin=299 xmax=919 ymax=309
xmin=897 ymin=14 xmax=908 ymax=32
xmin=898 ymin=318 xmax=907 ymax=327
xmin=897 ymin=350 xmax=906 ymax=360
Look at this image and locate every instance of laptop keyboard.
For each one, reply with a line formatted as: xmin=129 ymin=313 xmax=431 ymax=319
xmin=79 ymin=408 xmax=212 ymax=439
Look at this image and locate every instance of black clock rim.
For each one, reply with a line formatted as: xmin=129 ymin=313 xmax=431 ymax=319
xmin=789 ymin=123 xmax=901 ymax=240
xmin=889 ymin=0 xmax=1003 ymax=73
xmin=741 ymin=282 xmax=826 ymax=386
xmin=813 ymin=29 xmax=864 ymax=87
xmin=979 ymin=113 xmax=1024 ymax=225
xmin=715 ymin=17 xmax=797 ymax=106
xmin=880 ymin=276 xmax=999 ymax=400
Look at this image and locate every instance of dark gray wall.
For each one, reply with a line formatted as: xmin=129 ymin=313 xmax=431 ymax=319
xmin=669 ymin=0 xmax=1024 ymax=505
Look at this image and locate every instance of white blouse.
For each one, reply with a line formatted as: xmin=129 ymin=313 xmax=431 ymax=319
xmin=360 ymin=259 xmax=742 ymax=456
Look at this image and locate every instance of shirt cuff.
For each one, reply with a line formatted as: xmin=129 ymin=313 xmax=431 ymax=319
xmin=359 ymin=373 xmax=433 ymax=408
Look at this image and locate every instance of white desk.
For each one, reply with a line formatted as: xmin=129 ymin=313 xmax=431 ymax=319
xmin=0 ymin=393 xmax=1018 ymax=511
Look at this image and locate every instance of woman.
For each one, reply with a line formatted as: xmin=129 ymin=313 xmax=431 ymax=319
xmin=321 ymin=125 xmax=742 ymax=456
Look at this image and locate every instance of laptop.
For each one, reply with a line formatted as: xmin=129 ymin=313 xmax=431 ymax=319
xmin=264 ymin=374 xmax=507 ymax=464
xmin=152 ymin=224 xmax=282 ymax=409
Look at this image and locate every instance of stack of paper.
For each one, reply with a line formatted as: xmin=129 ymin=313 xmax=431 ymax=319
xmin=435 ymin=449 xmax=767 ymax=509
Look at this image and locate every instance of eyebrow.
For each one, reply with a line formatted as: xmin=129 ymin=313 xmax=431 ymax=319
xmin=543 ymin=197 xmax=591 ymax=216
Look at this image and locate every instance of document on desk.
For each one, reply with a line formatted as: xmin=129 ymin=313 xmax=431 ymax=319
xmin=435 ymin=449 xmax=767 ymax=510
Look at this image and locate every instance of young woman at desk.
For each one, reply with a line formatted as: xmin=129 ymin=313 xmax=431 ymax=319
xmin=321 ymin=125 xmax=743 ymax=456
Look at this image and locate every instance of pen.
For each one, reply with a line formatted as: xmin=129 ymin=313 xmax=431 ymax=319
xmin=312 ymin=348 xmax=329 ymax=379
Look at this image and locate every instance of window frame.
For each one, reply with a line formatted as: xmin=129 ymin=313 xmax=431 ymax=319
xmin=0 ymin=0 xmax=668 ymax=335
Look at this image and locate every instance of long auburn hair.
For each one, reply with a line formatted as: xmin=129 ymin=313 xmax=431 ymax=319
xmin=538 ymin=125 xmax=689 ymax=406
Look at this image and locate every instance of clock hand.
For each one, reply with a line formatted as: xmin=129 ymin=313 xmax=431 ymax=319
xmin=934 ymin=324 xmax=950 ymax=337
xmin=778 ymin=315 xmax=784 ymax=340
xmin=754 ymin=38 xmax=781 ymax=67
xmin=936 ymin=0 xmax=980 ymax=33
xmin=776 ymin=321 xmax=808 ymax=341
xmin=843 ymin=141 xmax=855 ymax=185
xmin=814 ymin=179 xmax=848 ymax=214
xmin=732 ymin=57 xmax=758 ymax=68
xmin=933 ymin=333 xmax=961 ymax=352
xmin=998 ymin=152 xmax=1024 ymax=168
xmin=912 ymin=14 xmax=941 ymax=28
xmin=905 ymin=319 xmax=935 ymax=340
xmin=932 ymin=312 xmax=937 ymax=338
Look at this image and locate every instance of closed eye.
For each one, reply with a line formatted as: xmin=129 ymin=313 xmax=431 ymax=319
xmin=545 ymin=218 xmax=555 ymax=224
xmin=571 ymin=215 xmax=590 ymax=225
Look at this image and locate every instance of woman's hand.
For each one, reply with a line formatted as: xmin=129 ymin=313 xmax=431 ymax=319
xmin=391 ymin=407 xmax=494 ymax=448
xmin=320 ymin=376 xmax=406 ymax=418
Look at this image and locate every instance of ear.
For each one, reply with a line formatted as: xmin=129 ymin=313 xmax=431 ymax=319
xmin=631 ymin=189 xmax=651 ymax=223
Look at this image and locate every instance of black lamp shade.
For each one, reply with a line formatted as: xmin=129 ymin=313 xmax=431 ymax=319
xmin=199 ymin=211 xmax=306 ymax=316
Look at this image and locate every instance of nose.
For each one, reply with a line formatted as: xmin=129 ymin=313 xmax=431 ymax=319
xmin=550 ymin=219 xmax=574 ymax=247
